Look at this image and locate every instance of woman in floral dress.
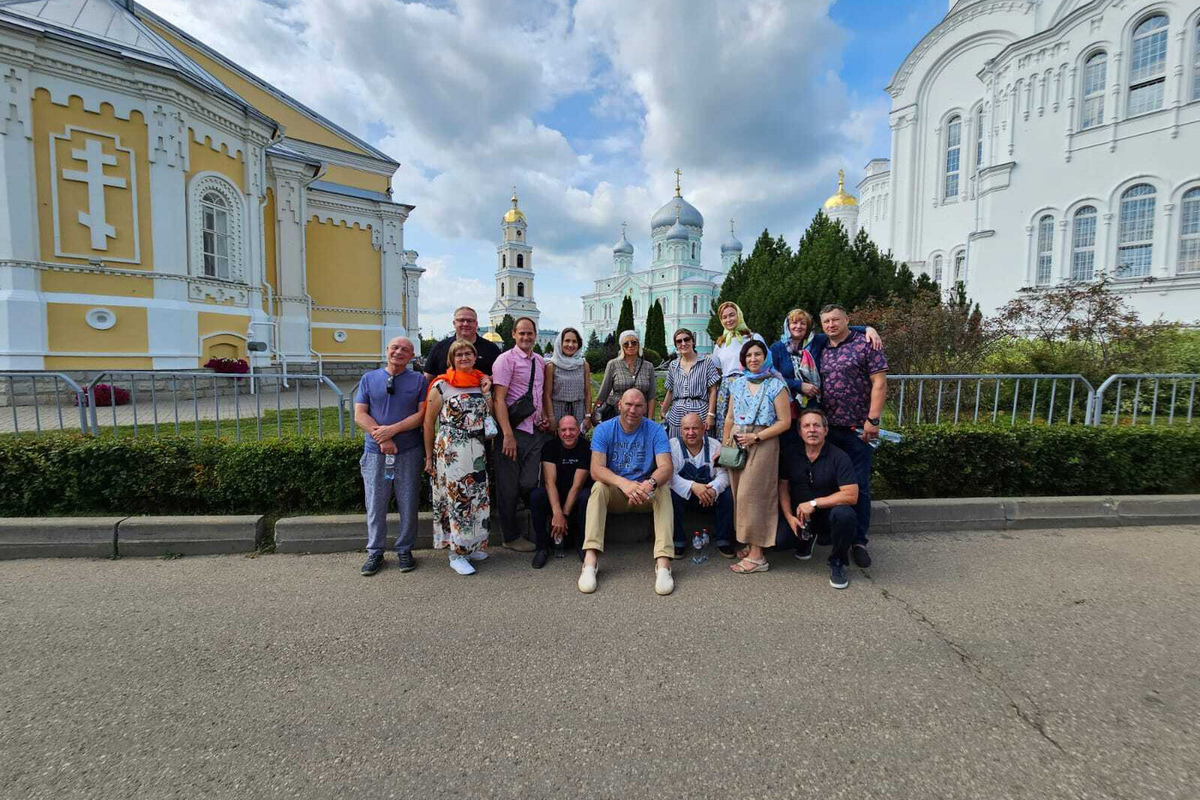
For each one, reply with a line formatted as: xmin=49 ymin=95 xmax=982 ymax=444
xmin=423 ymin=340 xmax=494 ymax=576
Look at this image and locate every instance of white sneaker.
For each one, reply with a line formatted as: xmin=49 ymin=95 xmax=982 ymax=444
xmin=578 ymin=564 xmax=598 ymax=593
xmin=654 ymin=567 xmax=675 ymax=596
xmin=467 ymin=550 xmax=488 ymax=562
xmin=449 ymin=555 xmax=476 ymax=576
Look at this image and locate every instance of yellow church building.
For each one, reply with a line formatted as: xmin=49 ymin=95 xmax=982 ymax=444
xmin=0 ymin=0 xmax=422 ymax=372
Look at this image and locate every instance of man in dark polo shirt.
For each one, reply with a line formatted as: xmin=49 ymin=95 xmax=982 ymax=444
xmin=817 ymin=303 xmax=887 ymax=569
xmin=529 ymin=415 xmax=591 ymax=569
xmin=423 ymin=306 xmax=502 ymax=377
xmin=778 ymin=407 xmax=860 ymax=590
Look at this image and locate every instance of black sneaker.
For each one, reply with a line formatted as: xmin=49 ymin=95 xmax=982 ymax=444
xmin=673 ymin=546 xmax=686 ymax=560
xmin=397 ymin=551 xmax=416 ymax=573
xmin=794 ymin=535 xmax=815 ymax=561
xmin=717 ymin=544 xmax=737 ymax=558
xmin=851 ymin=544 xmax=872 ymax=568
xmin=532 ymin=549 xmax=550 ymax=569
xmin=361 ymin=553 xmax=384 ymax=576
xmin=829 ymin=558 xmax=849 ymax=589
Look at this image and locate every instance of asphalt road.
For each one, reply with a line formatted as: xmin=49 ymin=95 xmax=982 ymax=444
xmin=2 ymin=525 xmax=1198 ymax=800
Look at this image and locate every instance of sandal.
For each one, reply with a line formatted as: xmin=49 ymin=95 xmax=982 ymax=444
xmin=731 ymin=557 xmax=769 ymax=574
xmin=735 ymin=546 xmax=750 ymax=560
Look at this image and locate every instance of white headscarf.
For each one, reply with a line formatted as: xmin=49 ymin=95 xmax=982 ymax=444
xmin=618 ymin=330 xmax=640 ymax=352
xmin=549 ymin=328 xmax=586 ymax=372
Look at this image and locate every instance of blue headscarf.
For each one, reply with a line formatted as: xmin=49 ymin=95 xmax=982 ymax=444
xmin=740 ymin=341 xmax=776 ymax=383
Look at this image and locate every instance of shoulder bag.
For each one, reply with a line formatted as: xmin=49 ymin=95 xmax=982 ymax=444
xmin=506 ymin=353 xmax=538 ymax=428
xmin=717 ymin=379 xmax=770 ymax=471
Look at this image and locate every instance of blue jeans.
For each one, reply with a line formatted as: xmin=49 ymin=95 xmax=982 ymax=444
xmin=671 ymin=487 xmax=734 ymax=548
xmin=361 ymin=447 xmax=423 ymax=556
xmin=825 ymin=427 xmax=874 ymax=546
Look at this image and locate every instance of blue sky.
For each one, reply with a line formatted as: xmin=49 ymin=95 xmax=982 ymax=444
xmin=146 ymin=0 xmax=949 ymax=338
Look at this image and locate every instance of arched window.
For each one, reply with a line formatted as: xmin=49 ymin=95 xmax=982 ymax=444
xmin=516 ymin=253 xmax=524 ymax=269
xmin=1035 ymin=216 xmax=1055 ymax=285
xmin=944 ymin=115 xmax=962 ymax=199
xmin=1193 ymin=19 xmax=1200 ymax=100
xmin=516 ymin=229 xmax=522 ymax=239
xmin=1081 ymin=52 xmax=1107 ymax=129
xmin=691 ymin=242 xmax=696 ymax=259
xmin=932 ymin=254 xmax=943 ymax=284
xmin=1117 ymin=184 xmax=1156 ymax=277
xmin=692 ymin=295 xmax=698 ymax=314
xmin=1128 ymin=15 xmax=1169 ymax=116
xmin=516 ymin=282 xmax=525 ymax=297
xmin=500 ymin=284 xmax=505 ymax=297
xmin=200 ymin=191 xmax=230 ymax=280
xmin=1178 ymin=187 xmax=1200 ymax=273
xmin=661 ymin=297 xmax=669 ymax=314
xmin=502 ymin=254 xmax=507 ymax=268
xmin=953 ymin=250 xmax=966 ymax=284
xmin=1071 ymin=206 xmax=1098 ymax=281
xmin=656 ymin=243 xmax=662 ymax=259
xmin=974 ymin=106 xmax=984 ymax=172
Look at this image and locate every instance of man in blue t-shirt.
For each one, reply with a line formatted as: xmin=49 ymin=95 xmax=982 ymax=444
xmin=353 ymin=336 xmax=428 ymax=577
xmin=580 ymin=388 xmax=676 ymax=596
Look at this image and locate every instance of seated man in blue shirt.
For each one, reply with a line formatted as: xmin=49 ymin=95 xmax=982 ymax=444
xmin=582 ymin=388 xmax=675 ymax=596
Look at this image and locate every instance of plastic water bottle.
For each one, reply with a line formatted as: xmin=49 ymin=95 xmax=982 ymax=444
xmin=384 ymin=453 xmax=396 ymax=481
xmin=854 ymin=427 xmax=904 ymax=450
xmin=691 ymin=528 xmax=710 ymax=564
xmin=554 ymin=531 xmax=565 ymax=558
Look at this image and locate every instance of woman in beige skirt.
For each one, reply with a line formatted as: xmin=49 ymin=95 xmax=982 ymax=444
xmin=723 ymin=339 xmax=792 ymax=573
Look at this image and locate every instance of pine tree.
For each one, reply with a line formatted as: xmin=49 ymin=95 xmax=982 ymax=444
xmin=533 ymin=342 xmax=544 ymax=355
xmin=644 ymin=300 xmax=667 ymax=359
xmin=496 ymin=314 xmax=516 ymax=350
xmin=616 ymin=295 xmax=635 ymax=336
xmin=586 ymin=330 xmax=601 ymax=350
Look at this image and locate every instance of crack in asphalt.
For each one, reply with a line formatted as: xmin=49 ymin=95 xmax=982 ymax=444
xmin=861 ymin=570 xmax=1069 ymax=756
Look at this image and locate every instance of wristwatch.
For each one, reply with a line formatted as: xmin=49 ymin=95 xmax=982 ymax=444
xmin=866 ymin=416 xmax=881 ymax=426
xmin=809 ymin=499 xmax=819 ymax=511
xmin=648 ymin=477 xmax=659 ymax=490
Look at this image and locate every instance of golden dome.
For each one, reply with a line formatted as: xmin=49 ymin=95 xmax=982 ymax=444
xmin=482 ymin=331 xmax=503 ymax=343
xmin=503 ymin=187 xmax=526 ymax=223
xmin=823 ymin=169 xmax=858 ymax=209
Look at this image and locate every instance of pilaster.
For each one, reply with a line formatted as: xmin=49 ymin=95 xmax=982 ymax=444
xmin=0 ymin=61 xmax=43 ymax=369
xmin=269 ymin=158 xmax=315 ymax=360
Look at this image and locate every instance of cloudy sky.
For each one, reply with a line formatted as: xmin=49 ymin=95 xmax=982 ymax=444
xmin=144 ymin=0 xmax=947 ymax=338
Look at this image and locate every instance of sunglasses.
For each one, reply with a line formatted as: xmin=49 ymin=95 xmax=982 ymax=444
xmin=622 ymin=341 xmax=639 ymax=348
xmin=386 ymin=374 xmax=395 ymax=395
xmin=674 ymin=336 xmax=692 ymax=345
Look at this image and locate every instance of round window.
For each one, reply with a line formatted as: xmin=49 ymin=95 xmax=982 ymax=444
xmin=333 ymin=330 xmax=348 ymax=343
xmin=85 ymin=308 xmax=116 ymax=330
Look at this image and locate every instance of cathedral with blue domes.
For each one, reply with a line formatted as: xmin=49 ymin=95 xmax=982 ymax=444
xmin=580 ymin=172 xmax=741 ymax=354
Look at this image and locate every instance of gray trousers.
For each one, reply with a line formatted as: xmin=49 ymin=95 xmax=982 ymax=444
xmin=361 ymin=447 xmax=423 ymax=556
xmin=495 ymin=429 xmax=546 ymax=542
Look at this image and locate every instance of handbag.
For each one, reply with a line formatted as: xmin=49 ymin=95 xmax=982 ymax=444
xmin=483 ymin=415 xmax=499 ymax=439
xmin=718 ymin=378 xmax=771 ymax=471
xmin=506 ymin=354 xmax=538 ymax=427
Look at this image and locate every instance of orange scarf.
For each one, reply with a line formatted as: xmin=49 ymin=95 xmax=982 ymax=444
xmin=428 ymin=367 xmax=484 ymax=398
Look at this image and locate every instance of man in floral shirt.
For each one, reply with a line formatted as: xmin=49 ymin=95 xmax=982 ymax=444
xmin=817 ymin=304 xmax=888 ymax=568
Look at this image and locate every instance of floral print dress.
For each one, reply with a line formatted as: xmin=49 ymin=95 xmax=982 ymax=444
xmin=432 ymin=384 xmax=490 ymax=554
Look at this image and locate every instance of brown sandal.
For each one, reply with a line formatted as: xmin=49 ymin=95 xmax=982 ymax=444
xmin=730 ymin=557 xmax=769 ymax=574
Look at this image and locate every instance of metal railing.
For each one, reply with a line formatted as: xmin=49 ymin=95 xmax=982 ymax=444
xmin=887 ymin=374 xmax=1096 ymax=426
xmin=0 ymin=372 xmax=90 ymax=435
xmin=79 ymin=371 xmax=345 ymax=441
xmin=1092 ymin=374 xmax=1200 ymax=426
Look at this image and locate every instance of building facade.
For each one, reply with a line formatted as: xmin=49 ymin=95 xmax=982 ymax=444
xmin=0 ymin=0 xmax=422 ymax=372
xmin=858 ymin=0 xmax=1200 ymax=319
xmin=489 ymin=190 xmax=540 ymax=329
xmin=580 ymin=176 xmax=741 ymax=354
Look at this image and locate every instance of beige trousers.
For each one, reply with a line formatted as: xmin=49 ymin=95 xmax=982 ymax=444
xmin=582 ymin=481 xmax=675 ymax=561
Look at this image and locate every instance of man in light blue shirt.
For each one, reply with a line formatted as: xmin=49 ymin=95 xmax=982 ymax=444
xmin=353 ymin=336 xmax=427 ymax=576
xmin=580 ymin=388 xmax=676 ymax=596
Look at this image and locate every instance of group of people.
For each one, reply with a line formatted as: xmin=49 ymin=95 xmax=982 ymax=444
xmin=352 ymin=300 xmax=888 ymax=593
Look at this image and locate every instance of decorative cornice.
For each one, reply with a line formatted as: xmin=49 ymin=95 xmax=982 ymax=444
xmin=0 ymin=258 xmax=253 ymax=304
xmin=313 ymin=304 xmax=401 ymax=317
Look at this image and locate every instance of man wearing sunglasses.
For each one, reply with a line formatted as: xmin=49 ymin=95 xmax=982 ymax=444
xmin=777 ymin=407 xmax=859 ymax=589
xmin=353 ymin=337 xmax=428 ymax=576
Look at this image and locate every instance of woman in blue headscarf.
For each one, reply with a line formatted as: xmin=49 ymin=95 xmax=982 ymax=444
xmin=769 ymin=309 xmax=882 ymax=417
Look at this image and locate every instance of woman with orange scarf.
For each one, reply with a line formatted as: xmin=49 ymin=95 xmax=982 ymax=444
xmin=423 ymin=340 xmax=494 ymax=576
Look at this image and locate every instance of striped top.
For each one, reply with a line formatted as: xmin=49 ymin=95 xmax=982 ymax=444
xmin=664 ymin=355 xmax=722 ymax=432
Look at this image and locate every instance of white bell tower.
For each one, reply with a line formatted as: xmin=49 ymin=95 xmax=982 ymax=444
xmin=489 ymin=188 xmax=540 ymax=329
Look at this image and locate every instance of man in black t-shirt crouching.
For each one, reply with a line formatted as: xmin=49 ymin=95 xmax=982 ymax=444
xmin=530 ymin=415 xmax=592 ymax=569
xmin=777 ymin=407 xmax=860 ymax=589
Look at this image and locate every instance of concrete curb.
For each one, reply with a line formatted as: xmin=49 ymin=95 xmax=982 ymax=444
xmin=3 ymin=496 xmax=1198 ymax=559
xmin=116 ymin=515 xmax=264 ymax=558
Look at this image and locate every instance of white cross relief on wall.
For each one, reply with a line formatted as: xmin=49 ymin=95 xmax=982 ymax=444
xmin=48 ymin=127 xmax=140 ymax=263
xmin=62 ymin=138 xmax=125 ymax=250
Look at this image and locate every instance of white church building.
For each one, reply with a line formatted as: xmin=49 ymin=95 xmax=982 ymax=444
xmin=855 ymin=0 xmax=1200 ymax=321
xmin=580 ymin=175 xmax=742 ymax=353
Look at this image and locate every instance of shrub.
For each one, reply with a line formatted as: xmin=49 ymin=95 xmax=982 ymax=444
xmin=204 ymin=357 xmax=250 ymax=374
xmin=2 ymin=426 xmax=1197 ymax=518
xmin=642 ymin=347 xmax=662 ymax=367
xmin=584 ymin=347 xmax=608 ymax=374
xmin=74 ymin=384 xmax=131 ymax=407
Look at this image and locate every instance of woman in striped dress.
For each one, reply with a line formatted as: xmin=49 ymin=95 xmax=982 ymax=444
xmin=661 ymin=327 xmax=720 ymax=438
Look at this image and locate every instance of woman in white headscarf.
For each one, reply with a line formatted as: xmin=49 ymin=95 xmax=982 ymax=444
xmin=594 ymin=329 xmax=656 ymax=421
xmin=542 ymin=327 xmax=592 ymax=431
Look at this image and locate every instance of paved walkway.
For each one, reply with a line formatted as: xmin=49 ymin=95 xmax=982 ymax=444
xmin=2 ymin=525 xmax=1198 ymax=798
xmin=0 ymin=379 xmax=358 ymax=435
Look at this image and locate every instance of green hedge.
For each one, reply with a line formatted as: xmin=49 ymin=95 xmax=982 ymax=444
xmin=1 ymin=426 xmax=1198 ymax=517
